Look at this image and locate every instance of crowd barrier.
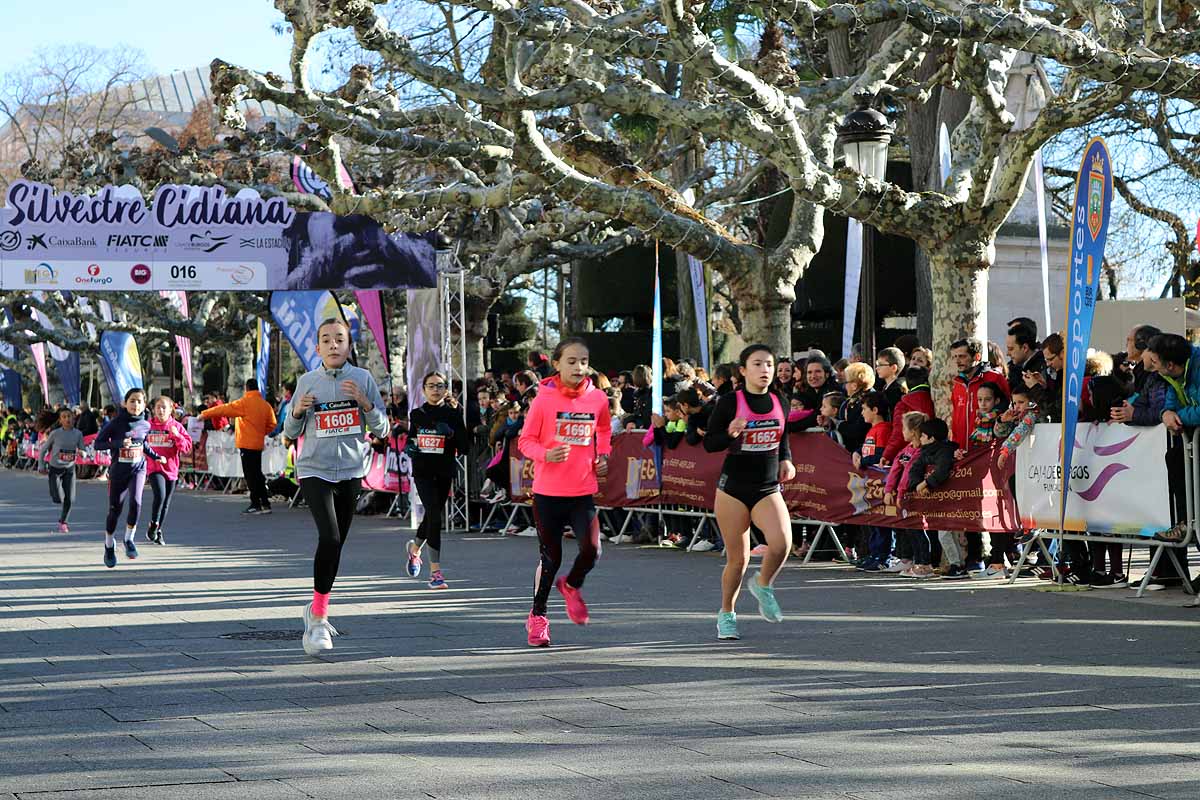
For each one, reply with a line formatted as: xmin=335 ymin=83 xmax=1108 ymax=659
xmin=1009 ymin=426 xmax=1198 ymax=597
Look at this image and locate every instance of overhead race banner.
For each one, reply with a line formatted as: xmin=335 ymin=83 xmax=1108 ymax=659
xmin=0 ymin=180 xmax=438 ymax=291
xmin=1059 ymin=138 xmax=1112 ymax=531
xmin=1017 ymin=423 xmax=1170 ymax=536
xmin=270 ymin=291 xmax=343 ymax=372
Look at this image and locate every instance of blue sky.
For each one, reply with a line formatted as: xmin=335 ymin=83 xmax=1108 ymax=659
xmin=0 ymin=0 xmax=291 ymax=76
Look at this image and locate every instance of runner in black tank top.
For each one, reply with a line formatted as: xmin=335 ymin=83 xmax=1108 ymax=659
xmin=703 ymin=344 xmax=796 ymax=641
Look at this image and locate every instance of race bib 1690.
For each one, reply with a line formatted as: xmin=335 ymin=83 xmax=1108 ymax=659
xmin=555 ymin=412 xmax=596 ymax=446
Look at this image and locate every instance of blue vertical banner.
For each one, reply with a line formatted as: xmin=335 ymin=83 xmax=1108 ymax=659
xmin=0 ymin=311 xmax=22 ymax=409
xmin=269 ymin=291 xmax=344 ymax=372
xmin=98 ymin=331 xmax=144 ymax=403
xmin=255 ymin=318 xmax=271 ymax=393
xmin=31 ymin=294 xmax=81 ymax=405
xmin=1059 ymin=137 xmax=1113 ymax=531
xmin=686 ymin=256 xmax=710 ymax=371
xmin=651 ymin=246 xmax=663 ymax=415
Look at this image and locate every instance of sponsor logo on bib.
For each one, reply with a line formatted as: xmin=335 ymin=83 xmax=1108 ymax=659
xmin=416 ymin=429 xmax=446 ymax=454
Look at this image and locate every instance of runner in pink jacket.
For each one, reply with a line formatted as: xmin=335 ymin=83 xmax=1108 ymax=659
xmin=144 ymin=397 xmax=193 ymax=545
xmin=517 ymin=337 xmax=612 ymax=647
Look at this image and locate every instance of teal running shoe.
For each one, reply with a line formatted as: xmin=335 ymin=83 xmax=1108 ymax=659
xmin=746 ymin=572 xmax=783 ymax=622
xmin=717 ymin=611 xmax=740 ymax=640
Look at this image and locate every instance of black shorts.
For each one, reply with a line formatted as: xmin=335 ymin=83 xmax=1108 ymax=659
xmin=717 ymin=473 xmax=781 ymax=511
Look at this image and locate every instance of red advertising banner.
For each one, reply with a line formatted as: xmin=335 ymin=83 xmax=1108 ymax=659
xmin=512 ymin=432 xmax=1019 ymax=532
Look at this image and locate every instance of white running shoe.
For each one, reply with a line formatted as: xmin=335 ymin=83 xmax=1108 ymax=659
xmin=516 ymin=527 xmax=539 ymax=538
xmin=302 ymin=602 xmax=338 ymax=657
xmin=881 ymin=559 xmax=909 ymax=574
xmin=691 ymin=539 xmax=717 ymax=552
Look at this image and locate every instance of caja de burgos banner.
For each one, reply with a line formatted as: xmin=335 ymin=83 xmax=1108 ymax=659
xmin=0 ymin=181 xmax=439 ymax=292
xmin=1015 ymin=422 xmax=1171 ymax=536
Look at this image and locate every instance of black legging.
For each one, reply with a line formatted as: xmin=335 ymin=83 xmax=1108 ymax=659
xmin=48 ymin=468 xmax=76 ymax=523
xmin=106 ymin=469 xmax=147 ymax=534
xmin=148 ymin=472 xmax=177 ymax=527
xmin=300 ymin=477 xmax=361 ymax=594
xmin=413 ymin=472 xmax=453 ymax=560
xmin=241 ymin=448 xmax=270 ymax=509
xmin=531 ymin=494 xmax=600 ymax=615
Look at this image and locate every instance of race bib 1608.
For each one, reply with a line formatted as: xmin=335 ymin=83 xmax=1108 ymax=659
xmin=314 ymin=401 xmax=364 ymax=439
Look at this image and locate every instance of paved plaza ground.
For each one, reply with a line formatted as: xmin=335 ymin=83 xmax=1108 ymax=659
xmin=2 ymin=469 xmax=1200 ymax=799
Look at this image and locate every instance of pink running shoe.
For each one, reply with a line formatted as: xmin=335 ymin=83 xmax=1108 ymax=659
xmin=58 ymin=522 xmax=69 ymax=534
xmin=526 ymin=612 xmax=551 ymax=647
xmin=556 ymin=576 xmax=590 ymax=625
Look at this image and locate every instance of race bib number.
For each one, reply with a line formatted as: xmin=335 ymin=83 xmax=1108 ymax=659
xmin=146 ymin=432 xmax=173 ymax=448
xmin=119 ymin=444 xmax=143 ymax=463
xmin=56 ymin=449 xmax=76 ymax=466
xmin=741 ymin=421 xmax=782 ymax=453
xmin=314 ymin=401 xmax=363 ymax=439
xmin=416 ymin=429 xmax=446 ymax=454
xmin=555 ymin=412 xmax=596 ymax=446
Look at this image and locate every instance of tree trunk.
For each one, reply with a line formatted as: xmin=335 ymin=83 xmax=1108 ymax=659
xmin=225 ymin=337 xmax=254 ymax=401
xmin=928 ymin=251 xmax=990 ymax=417
xmin=735 ymin=280 xmax=794 ymax=359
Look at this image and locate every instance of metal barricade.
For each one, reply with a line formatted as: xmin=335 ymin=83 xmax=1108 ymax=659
xmin=1008 ymin=428 xmax=1196 ymax=598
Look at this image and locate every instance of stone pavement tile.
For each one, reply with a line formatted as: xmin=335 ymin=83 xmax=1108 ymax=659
xmin=128 ymin=731 xmax=317 ymax=762
xmin=8 ymin=779 xmax=309 ymax=800
xmin=218 ymin=754 xmax=409 ymax=782
xmin=0 ymin=761 xmax=232 ymax=795
xmin=0 ymin=687 xmax=121 ymax=713
xmin=100 ymin=697 xmax=302 ymax=722
xmin=0 ymin=708 xmax=117 ymax=732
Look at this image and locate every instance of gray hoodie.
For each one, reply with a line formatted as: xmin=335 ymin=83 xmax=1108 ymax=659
xmin=38 ymin=427 xmax=85 ymax=472
xmin=283 ymin=363 xmax=388 ymax=482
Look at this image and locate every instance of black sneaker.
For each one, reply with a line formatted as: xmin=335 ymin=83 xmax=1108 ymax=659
xmin=1107 ymin=573 xmax=1128 ymax=588
xmin=1062 ymin=572 xmax=1089 ymax=586
xmin=242 ymin=506 xmax=262 ymax=515
xmin=1089 ymin=574 xmax=1116 ymax=588
xmin=259 ymin=506 xmax=273 ymax=516
xmin=942 ymin=565 xmax=970 ymax=580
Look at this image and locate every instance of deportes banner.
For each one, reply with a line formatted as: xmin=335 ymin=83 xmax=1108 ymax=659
xmin=1059 ymin=138 xmax=1112 ymax=531
xmin=651 ymin=248 xmax=663 ymax=415
xmin=269 ymin=291 xmax=343 ymax=372
xmin=98 ymin=330 xmax=143 ymax=403
xmin=0 ymin=180 xmax=438 ymax=291
xmin=159 ymin=291 xmax=194 ymax=397
xmin=255 ymin=318 xmax=271 ymax=393
xmin=842 ymin=218 xmax=863 ymax=360
xmin=1016 ymin=423 xmax=1170 ymax=536
xmin=513 ymin=432 xmax=1020 ymax=532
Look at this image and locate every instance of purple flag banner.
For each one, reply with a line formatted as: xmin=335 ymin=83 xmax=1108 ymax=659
xmin=354 ymin=290 xmax=389 ymax=375
xmin=0 ymin=181 xmax=437 ymax=291
xmin=1059 ymin=137 xmax=1113 ymax=531
xmin=159 ymin=291 xmax=194 ymax=397
xmin=29 ymin=342 xmax=49 ymax=402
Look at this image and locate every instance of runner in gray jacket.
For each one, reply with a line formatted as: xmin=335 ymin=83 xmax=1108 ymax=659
xmin=37 ymin=409 xmax=85 ymax=533
xmin=283 ymin=317 xmax=387 ymax=657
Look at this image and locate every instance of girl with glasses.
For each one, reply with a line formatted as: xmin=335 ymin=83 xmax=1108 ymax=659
xmin=404 ymin=372 xmax=469 ymax=589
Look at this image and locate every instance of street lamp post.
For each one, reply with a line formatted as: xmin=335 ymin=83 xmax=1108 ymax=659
xmin=837 ymin=94 xmax=894 ymax=364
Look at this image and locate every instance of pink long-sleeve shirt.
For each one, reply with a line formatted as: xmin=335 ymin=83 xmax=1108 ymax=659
xmin=518 ymin=376 xmax=613 ymax=497
xmin=884 ymin=442 xmax=921 ymax=505
xmin=145 ymin=417 xmax=194 ymax=481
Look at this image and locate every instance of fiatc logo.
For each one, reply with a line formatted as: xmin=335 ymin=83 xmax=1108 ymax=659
xmin=75 ymin=263 xmax=113 ymax=285
xmin=130 ymin=263 xmax=152 ymax=285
